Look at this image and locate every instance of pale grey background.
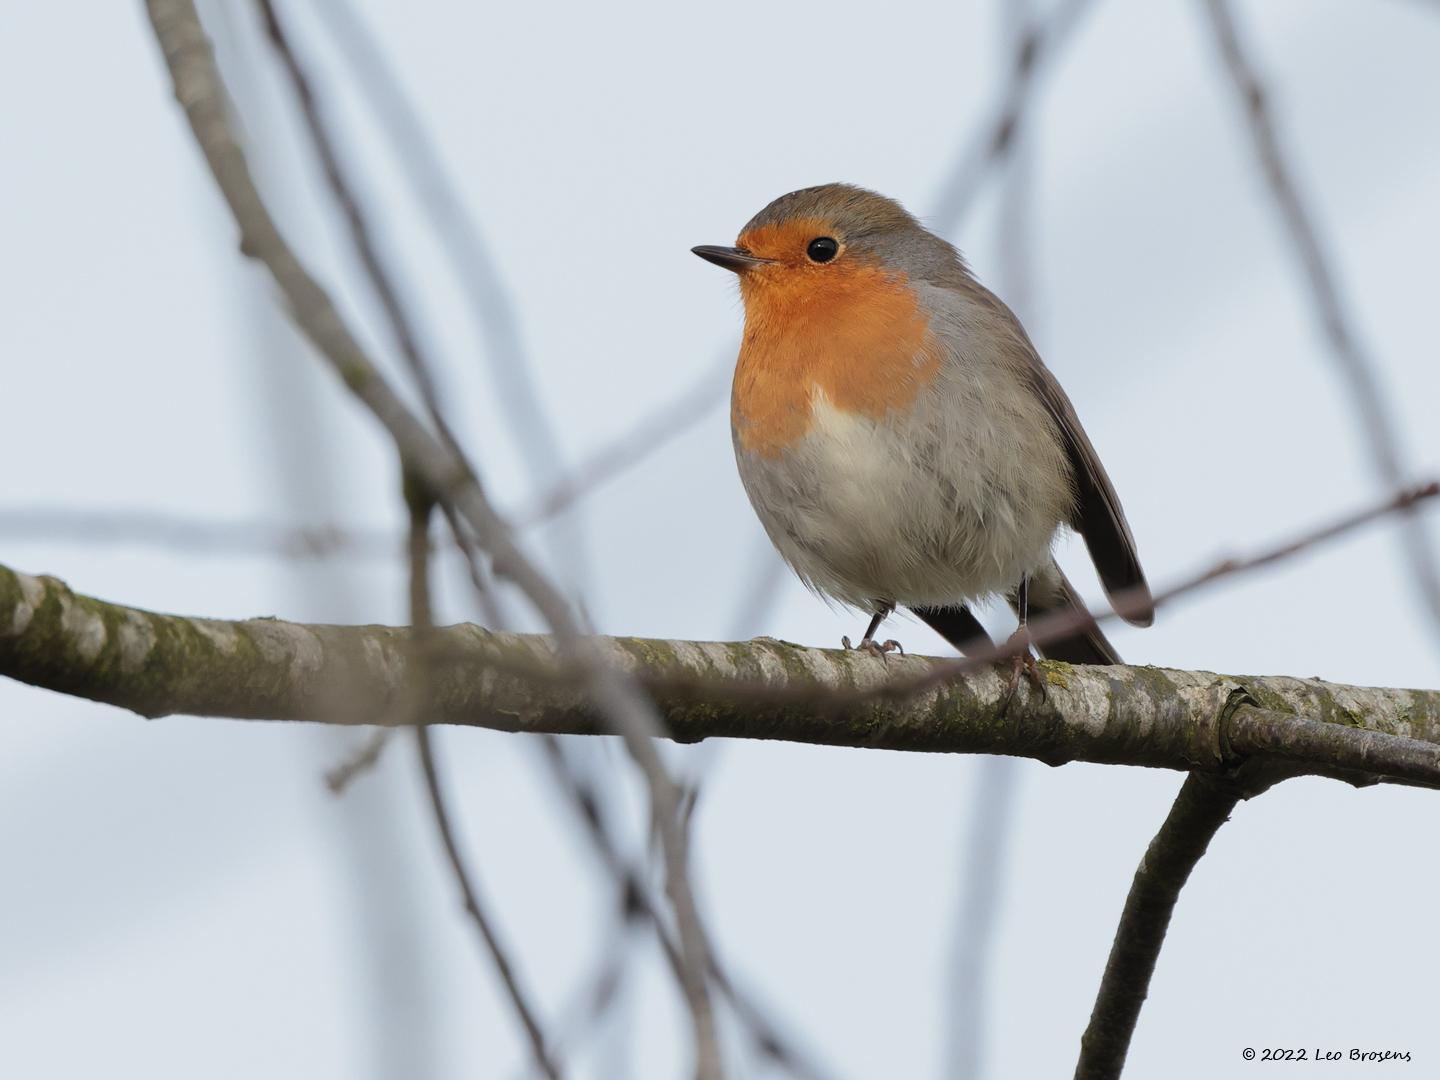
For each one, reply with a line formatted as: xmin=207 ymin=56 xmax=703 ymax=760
xmin=1 ymin=1 xmax=1437 ymax=1077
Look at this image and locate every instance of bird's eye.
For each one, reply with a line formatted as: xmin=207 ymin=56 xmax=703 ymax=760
xmin=806 ymin=237 xmax=839 ymax=263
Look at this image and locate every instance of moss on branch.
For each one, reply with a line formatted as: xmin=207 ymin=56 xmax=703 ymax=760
xmin=3 ymin=562 xmax=1439 ymax=785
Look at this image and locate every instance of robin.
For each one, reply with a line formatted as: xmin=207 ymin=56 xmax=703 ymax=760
xmin=693 ymin=183 xmax=1152 ymax=672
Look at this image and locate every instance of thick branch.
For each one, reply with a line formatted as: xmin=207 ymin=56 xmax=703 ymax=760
xmin=4 ymin=563 xmax=1438 ymax=784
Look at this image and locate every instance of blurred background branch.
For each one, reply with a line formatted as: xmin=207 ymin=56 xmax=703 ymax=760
xmin=145 ymin=4 xmax=727 ymax=1076
xmin=944 ymin=3 xmax=1038 ymax=1074
xmin=1199 ymin=0 xmax=1440 ymax=641
xmin=929 ymin=0 xmax=1099 ymax=236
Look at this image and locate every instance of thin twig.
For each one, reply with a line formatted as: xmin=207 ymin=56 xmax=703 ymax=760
xmin=535 ymin=736 xmax=837 ymax=1080
xmin=1200 ymin=0 xmax=1440 ymax=637
xmin=257 ymin=0 xmax=512 ymax=636
xmin=1074 ymin=771 xmax=1275 ymax=1080
xmin=406 ymin=487 xmax=562 ymax=1080
xmin=325 ymin=726 xmax=393 ymax=793
xmin=946 ymin=6 xmax=1036 ymax=1073
xmin=256 ymin=0 xmax=447 ymax=431
xmin=929 ymin=0 xmax=1100 ymax=237
xmin=313 ymin=0 xmax=592 ymax=585
xmin=257 ymin=0 xmax=523 ymax=636
xmin=520 ymin=906 xmax=638 ymax=1080
xmin=518 ymin=356 xmax=731 ymax=526
xmin=0 ymin=508 xmax=399 ymax=560
xmin=711 ymin=967 xmax=833 ymax=1080
xmin=945 ymin=758 xmax=1018 ymax=1080
xmin=0 ymin=359 xmax=724 ymax=560
xmin=144 ymin=7 xmax=723 ymax=1072
xmin=252 ymin=20 xmax=715 ymax=1044
xmin=417 ymin=729 xmax=563 ymax=1079
xmin=8 ymin=498 xmax=1434 ymax=794
xmin=497 ymin=481 xmax=1438 ymax=721
xmin=817 ymin=481 xmax=1440 ymax=711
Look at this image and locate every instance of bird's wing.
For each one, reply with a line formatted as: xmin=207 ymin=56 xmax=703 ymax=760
xmin=920 ymin=271 xmax=1154 ymax=627
xmin=1019 ymin=355 xmax=1153 ymax=627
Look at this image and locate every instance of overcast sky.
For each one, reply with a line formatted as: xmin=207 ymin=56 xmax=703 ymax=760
xmin=2 ymin=1 xmax=1438 ymax=1077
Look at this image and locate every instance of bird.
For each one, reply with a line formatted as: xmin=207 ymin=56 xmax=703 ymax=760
xmin=692 ymin=183 xmax=1152 ymax=677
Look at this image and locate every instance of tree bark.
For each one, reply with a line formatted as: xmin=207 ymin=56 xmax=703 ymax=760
xmin=4 ymin=562 xmax=1438 ymax=787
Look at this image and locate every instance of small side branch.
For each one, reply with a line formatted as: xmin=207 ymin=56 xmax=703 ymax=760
xmin=1074 ymin=772 xmax=1269 ymax=1080
xmin=1228 ymin=705 xmax=1440 ymax=788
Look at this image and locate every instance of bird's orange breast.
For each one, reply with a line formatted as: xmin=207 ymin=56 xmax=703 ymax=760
xmin=732 ymin=264 xmax=942 ymax=458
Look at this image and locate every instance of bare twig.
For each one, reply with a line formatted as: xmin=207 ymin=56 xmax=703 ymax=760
xmin=1074 ymin=771 xmax=1276 ymax=1080
xmin=529 ymin=905 xmax=638 ymax=1078
xmin=842 ymin=481 xmax=1440 ymax=709
xmin=946 ymin=6 xmax=1037 ymax=1073
xmin=1200 ymin=0 xmax=1440 ymax=636
xmin=945 ymin=757 xmax=1018 ymax=1080
xmin=313 ymin=0 xmax=592 ymax=584
xmin=143 ymin=6 xmax=721 ymax=1072
xmin=674 ymin=536 xmax=789 ymax=822
xmin=929 ymin=0 xmax=1100 ymax=237
xmin=325 ymin=726 xmax=393 ymax=793
xmin=203 ymin=13 xmax=442 ymax=1066
xmin=4 ymin=489 xmax=1433 ymax=767
xmin=519 ymin=356 xmax=731 ymax=526
xmin=257 ymin=0 xmax=518 ymax=641
xmin=0 ymin=360 xmax=725 ymax=561
xmin=711 ymin=967 xmax=833 ymax=1080
xmin=417 ymin=731 xmax=561 ymax=1077
xmin=497 ymin=481 xmax=1438 ymax=723
xmin=417 ymin=728 xmax=562 ymax=1079
xmin=0 ymin=507 xmax=399 ymax=560
xmin=250 ymin=23 xmax=713 ymax=1038
xmin=405 ymin=487 xmax=562 ymax=1079
xmin=535 ymin=737 xmax=836 ymax=1080
xmin=256 ymin=0 xmax=447 ymax=430
xmin=1148 ymin=481 xmax=1440 ymax=600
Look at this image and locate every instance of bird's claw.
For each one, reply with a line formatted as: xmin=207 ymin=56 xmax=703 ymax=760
xmin=997 ymin=634 xmax=1046 ymax=715
xmin=842 ymin=635 xmax=905 ymax=660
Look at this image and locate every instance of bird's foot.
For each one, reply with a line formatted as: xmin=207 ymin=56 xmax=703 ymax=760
xmin=842 ymin=635 xmax=905 ymax=660
xmin=997 ymin=631 xmax=1045 ymax=714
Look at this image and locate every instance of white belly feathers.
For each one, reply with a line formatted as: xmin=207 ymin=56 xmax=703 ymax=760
xmin=733 ymin=371 xmax=1072 ymax=611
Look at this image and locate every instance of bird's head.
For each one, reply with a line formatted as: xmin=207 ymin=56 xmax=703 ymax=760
xmin=692 ymin=183 xmax=964 ymax=307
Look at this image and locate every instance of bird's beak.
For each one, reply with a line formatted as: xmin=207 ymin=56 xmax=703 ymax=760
xmin=691 ymin=245 xmax=771 ymax=273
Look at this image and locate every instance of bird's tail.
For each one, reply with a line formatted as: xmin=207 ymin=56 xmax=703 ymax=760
xmin=1008 ymin=559 xmax=1120 ymax=665
xmin=909 ymin=561 xmax=1120 ymax=665
xmin=909 ymin=603 xmax=994 ymax=657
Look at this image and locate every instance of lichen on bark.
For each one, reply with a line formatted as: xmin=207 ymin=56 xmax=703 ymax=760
xmin=2 ymin=561 xmax=1438 ymax=786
